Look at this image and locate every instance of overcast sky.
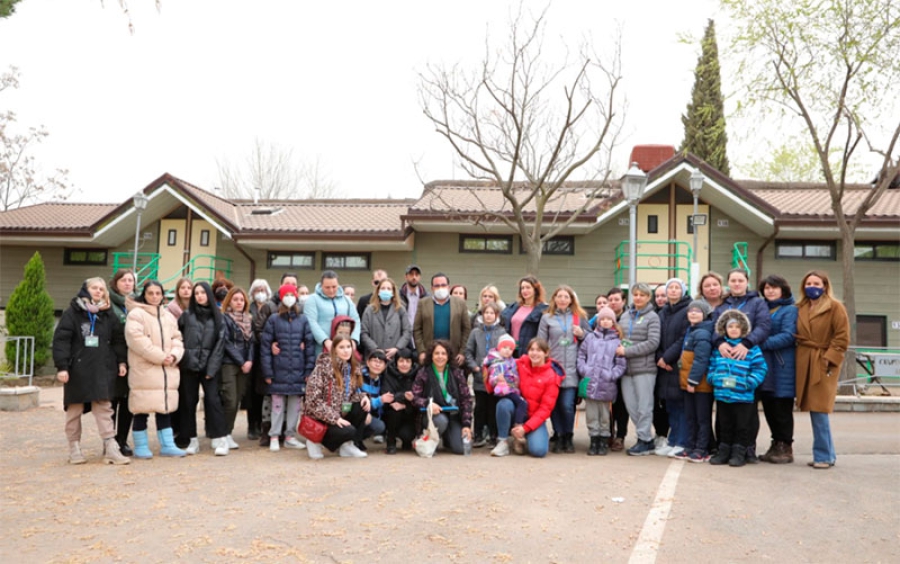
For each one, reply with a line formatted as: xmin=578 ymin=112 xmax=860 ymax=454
xmin=1 ymin=0 xmax=729 ymax=204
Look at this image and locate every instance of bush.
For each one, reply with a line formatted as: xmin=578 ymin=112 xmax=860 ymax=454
xmin=4 ymin=252 xmax=55 ymax=368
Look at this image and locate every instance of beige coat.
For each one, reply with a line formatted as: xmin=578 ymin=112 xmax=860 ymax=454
xmin=125 ymin=298 xmax=184 ymax=415
xmin=795 ymin=296 xmax=849 ymax=413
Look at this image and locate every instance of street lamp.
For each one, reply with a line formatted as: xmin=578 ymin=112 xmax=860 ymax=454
xmin=622 ymin=162 xmax=648 ymax=304
xmin=689 ymin=168 xmax=705 ymax=291
xmin=132 ymin=192 xmax=149 ymax=283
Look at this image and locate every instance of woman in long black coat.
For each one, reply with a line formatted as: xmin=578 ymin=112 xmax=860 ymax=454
xmin=52 ymin=277 xmax=129 ymax=465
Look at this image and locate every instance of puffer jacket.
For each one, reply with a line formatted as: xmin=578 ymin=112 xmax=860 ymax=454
xmin=178 ymin=308 xmax=225 ymax=376
xmin=759 ymin=297 xmax=798 ymax=398
xmin=712 ymin=291 xmax=772 ymax=349
xmin=656 ymin=295 xmax=693 ymax=402
xmin=361 ymin=366 xmax=385 ymax=417
xmin=514 ymin=356 xmax=562 ymax=433
xmin=125 ymin=298 xmax=184 ymax=414
xmin=707 ymin=337 xmax=767 ymax=403
xmin=537 ymin=309 xmax=590 ymax=388
xmin=304 ymin=353 xmax=364 ymax=425
xmin=576 ymin=327 xmax=627 ymax=401
xmin=260 ymin=310 xmax=316 ymax=395
xmin=619 ymin=303 xmax=661 ymax=377
xmin=360 ymin=303 xmax=412 ymax=357
xmin=464 ymin=321 xmax=507 ymax=392
xmin=501 ymin=302 xmax=549 ymax=356
xmin=679 ymin=319 xmax=714 ymax=393
xmin=222 ymin=313 xmax=257 ymax=367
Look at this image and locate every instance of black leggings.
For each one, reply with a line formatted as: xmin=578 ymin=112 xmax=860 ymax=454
xmin=132 ymin=412 xmax=173 ymax=431
xmin=321 ymin=402 xmax=368 ymax=452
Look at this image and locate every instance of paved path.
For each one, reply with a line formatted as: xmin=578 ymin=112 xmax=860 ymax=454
xmin=1 ymin=384 xmax=898 ymax=563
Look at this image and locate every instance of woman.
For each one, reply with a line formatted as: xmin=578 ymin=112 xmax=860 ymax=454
xmin=493 ymin=338 xmax=561 ymax=458
xmin=220 ymin=287 xmax=257 ymax=450
xmin=412 ymin=340 xmax=474 ymax=455
xmin=501 ymin=275 xmax=549 ymax=357
xmin=654 ymin=285 xmax=668 ymax=311
xmin=360 ymin=277 xmax=412 ymax=360
xmin=450 ymin=284 xmax=468 ymax=303
xmin=795 ymin=270 xmax=849 ymax=469
xmin=538 ymin=285 xmax=589 ymax=453
xmin=125 ymin=280 xmax=185 ymax=458
xmin=588 ymin=294 xmax=610 ymax=329
xmin=52 ymin=277 xmax=129 ymax=465
xmin=655 ymin=278 xmax=693 ymax=457
xmin=108 ymin=269 xmax=136 ymax=456
xmin=303 ymin=335 xmax=371 ymax=459
xmin=176 ymin=281 xmax=229 ymax=456
xmin=381 ymin=348 xmax=419 ymax=453
xmin=757 ymin=274 xmax=798 ymax=464
xmin=697 ymin=272 xmax=726 ymax=311
xmin=245 ymin=278 xmax=272 ymax=441
xmin=166 ymin=277 xmax=193 ymax=320
xmin=472 ymin=284 xmax=506 ymax=325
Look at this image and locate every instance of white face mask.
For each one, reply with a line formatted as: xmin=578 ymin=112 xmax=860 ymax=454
xmin=282 ymin=295 xmax=297 ymax=308
xmin=298 ymin=295 xmax=309 ymax=304
xmin=434 ymin=288 xmax=450 ymax=301
xmin=254 ymin=292 xmax=268 ymax=303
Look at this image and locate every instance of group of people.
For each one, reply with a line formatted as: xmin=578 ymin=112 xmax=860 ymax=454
xmin=52 ymin=263 xmax=849 ymax=469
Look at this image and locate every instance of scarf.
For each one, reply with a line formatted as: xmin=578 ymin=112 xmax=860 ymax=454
xmin=226 ymin=309 xmax=252 ymax=340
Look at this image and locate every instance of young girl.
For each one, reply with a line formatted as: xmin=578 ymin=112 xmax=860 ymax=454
xmin=576 ymin=307 xmax=627 ymax=456
xmin=464 ymin=301 xmax=507 ymax=447
xmin=679 ymin=300 xmax=715 ymax=462
xmin=485 ymin=334 xmax=529 ymax=456
xmin=260 ymin=284 xmax=316 ymax=452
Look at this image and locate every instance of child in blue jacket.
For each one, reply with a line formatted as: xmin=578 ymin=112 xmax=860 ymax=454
xmin=707 ymin=309 xmax=767 ymax=467
xmin=360 ymin=349 xmax=393 ymax=450
xmin=679 ymin=300 xmax=715 ymax=462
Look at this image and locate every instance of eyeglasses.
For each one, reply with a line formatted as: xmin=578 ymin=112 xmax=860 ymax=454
xmin=433 ymin=283 xmax=449 ymax=288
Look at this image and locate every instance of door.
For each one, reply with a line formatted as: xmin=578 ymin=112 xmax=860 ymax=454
xmin=158 ymin=219 xmax=187 ymax=287
xmin=635 ymin=204 xmax=669 ymax=285
xmin=676 ymin=203 xmax=710 ymax=273
xmin=188 ymin=220 xmax=219 ymax=282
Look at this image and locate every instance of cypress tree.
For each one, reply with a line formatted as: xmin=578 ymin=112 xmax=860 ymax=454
xmin=681 ymin=19 xmax=730 ymax=176
xmin=4 ymin=252 xmax=56 ymax=369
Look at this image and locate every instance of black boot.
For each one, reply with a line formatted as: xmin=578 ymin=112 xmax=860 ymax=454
xmin=564 ymin=433 xmax=575 ymax=453
xmin=744 ymin=444 xmax=759 ymax=464
xmin=551 ymin=434 xmax=562 ymax=454
xmin=247 ymin=422 xmax=261 ymax=441
xmin=729 ymin=445 xmax=747 ymax=467
xmin=259 ymin=422 xmax=271 ymax=447
xmin=597 ymin=438 xmax=609 ymax=456
xmin=587 ymin=436 xmax=600 ymax=456
xmin=709 ymin=444 xmax=731 ymax=465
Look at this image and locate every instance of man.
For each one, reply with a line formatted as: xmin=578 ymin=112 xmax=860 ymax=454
xmin=356 ymin=269 xmax=388 ymax=318
xmin=399 ymin=265 xmax=428 ymax=330
xmin=413 ymin=272 xmax=471 ymax=366
xmin=304 ymin=270 xmax=361 ymax=356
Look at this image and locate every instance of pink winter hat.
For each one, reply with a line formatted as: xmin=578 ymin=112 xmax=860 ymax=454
xmin=498 ymin=334 xmax=516 ymax=349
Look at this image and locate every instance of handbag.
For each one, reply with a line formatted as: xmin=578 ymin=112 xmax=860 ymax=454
xmin=297 ymin=377 xmax=333 ymax=443
xmin=414 ymin=399 xmax=440 ymax=458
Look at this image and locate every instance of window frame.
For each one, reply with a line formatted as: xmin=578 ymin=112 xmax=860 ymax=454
xmin=322 ymin=252 xmax=371 ymax=271
xmin=459 ymin=234 xmax=513 ymax=254
xmin=518 ymin=235 xmax=575 ymax=256
xmin=854 ymin=242 xmax=900 ymax=262
xmin=775 ymin=240 xmax=837 ymax=260
xmin=63 ymin=248 xmax=108 ymax=266
xmin=266 ymin=251 xmax=316 ymax=270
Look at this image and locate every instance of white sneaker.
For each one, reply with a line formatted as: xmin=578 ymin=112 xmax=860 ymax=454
xmin=306 ymin=441 xmax=324 ymax=459
xmin=491 ymin=440 xmax=510 ymax=457
xmin=372 ymin=435 xmax=385 ymax=444
xmin=339 ymin=441 xmax=368 ymax=458
xmin=269 ymin=437 xmax=280 ymax=452
xmin=213 ymin=438 xmax=229 ymax=456
xmin=186 ymin=437 xmax=200 ymax=455
xmin=654 ymin=436 xmax=668 ymax=450
xmin=284 ymin=437 xmax=306 ymax=450
xmin=654 ymin=443 xmax=674 ymax=456
xmin=226 ymin=435 xmax=239 ymax=449
xmin=667 ymin=446 xmax=685 ymax=458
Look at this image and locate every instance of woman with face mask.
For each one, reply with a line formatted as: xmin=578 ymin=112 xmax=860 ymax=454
xmin=360 ymin=277 xmax=412 ymax=361
xmin=245 ymin=279 xmax=272 ymax=441
xmin=794 ymin=270 xmax=849 ymax=469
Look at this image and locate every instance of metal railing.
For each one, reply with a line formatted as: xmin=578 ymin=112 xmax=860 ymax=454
xmin=732 ymin=242 xmax=751 ymax=283
xmin=158 ymin=254 xmax=233 ymax=289
xmin=840 ymin=347 xmax=900 ymax=396
xmin=111 ymin=252 xmax=160 ymax=288
xmin=1 ymin=336 xmax=35 ymax=386
xmin=614 ymin=240 xmax=694 ymax=290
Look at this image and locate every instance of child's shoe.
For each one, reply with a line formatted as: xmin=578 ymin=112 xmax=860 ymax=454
xmin=157 ymin=428 xmax=186 ymax=457
xmin=688 ymin=449 xmax=709 ymax=463
xmin=709 ymin=444 xmax=731 ymax=465
xmin=269 ymin=437 xmax=280 ymax=452
xmin=587 ymin=436 xmax=601 ymax=456
xmin=728 ymin=445 xmax=747 ymax=467
xmin=627 ymin=439 xmax=655 ymax=456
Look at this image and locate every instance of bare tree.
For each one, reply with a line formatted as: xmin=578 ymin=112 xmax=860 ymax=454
xmin=216 ymin=138 xmax=340 ymax=200
xmin=417 ymin=5 xmax=625 ymax=276
xmin=724 ymin=0 xmax=900 ymax=344
xmin=0 ymin=66 xmax=73 ymax=212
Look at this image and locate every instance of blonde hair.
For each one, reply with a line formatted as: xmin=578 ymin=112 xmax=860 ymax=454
xmin=371 ymin=277 xmax=401 ymax=312
xmin=796 ymin=270 xmax=840 ymax=309
xmin=84 ymin=277 xmax=110 ymax=306
xmin=173 ymin=277 xmax=193 ymax=310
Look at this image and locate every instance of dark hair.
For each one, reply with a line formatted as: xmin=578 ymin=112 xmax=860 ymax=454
xmin=139 ymin=280 xmax=165 ymax=304
xmin=321 ymin=270 xmax=339 ymax=282
xmin=109 ymin=269 xmax=136 ymax=296
xmin=517 ymin=275 xmax=545 ymax=305
xmin=425 ymin=339 xmax=456 ymax=368
xmin=431 ymin=272 xmax=449 ymax=285
xmin=280 ymin=272 xmax=298 ymax=283
xmin=189 ymin=281 xmax=224 ymax=334
xmin=366 ymin=349 xmax=388 ymax=362
xmin=727 ymin=268 xmax=750 ymax=282
xmin=607 ymin=287 xmax=625 ymax=298
xmin=395 ymin=348 xmax=415 ymax=361
xmin=758 ymin=274 xmax=792 ymax=299
xmin=526 ymin=337 xmax=551 ymax=355
xmin=450 ymin=284 xmax=467 ymax=300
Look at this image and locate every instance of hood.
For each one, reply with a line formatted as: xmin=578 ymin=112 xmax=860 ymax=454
xmin=663 ymin=294 xmax=692 ymax=314
xmin=715 ymin=309 xmax=751 ymax=339
xmin=691 ymin=319 xmax=715 ymax=334
xmin=72 ymin=281 xmax=110 ymax=313
xmin=766 ymin=296 xmax=795 ymax=308
xmin=126 ymin=295 xmax=165 ymax=316
xmin=330 ymin=314 xmax=356 ymax=340
xmin=315 ymin=282 xmax=346 ymax=300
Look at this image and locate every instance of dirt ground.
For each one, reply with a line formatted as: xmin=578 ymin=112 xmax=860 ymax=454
xmin=1 ymin=383 xmax=898 ymax=563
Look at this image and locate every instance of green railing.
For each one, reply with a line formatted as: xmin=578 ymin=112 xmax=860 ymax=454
xmin=614 ymin=240 xmax=694 ymax=290
xmin=159 ymin=254 xmax=233 ymax=289
xmin=732 ymin=242 xmax=751 ymax=285
xmin=111 ymin=252 xmax=160 ymax=288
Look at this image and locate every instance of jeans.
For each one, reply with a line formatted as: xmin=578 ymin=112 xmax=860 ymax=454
xmin=810 ymin=411 xmax=836 ymax=464
xmin=684 ymin=391 xmax=713 ymax=452
xmin=550 ymin=386 xmax=577 ymax=436
xmin=365 ymin=416 xmax=386 ymax=438
xmin=428 ymin=412 xmax=465 ymax=455
xmin=496 ymin=398 xmax=550 ymax=458
xmin=666 ymin=396 xmax=687 ymax=448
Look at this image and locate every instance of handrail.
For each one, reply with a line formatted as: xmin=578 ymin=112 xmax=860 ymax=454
xmin=158 ymin=254 xmax=233 ymax=289
xmin=111 ymin=252 xmax=160 ymax=288
xmin=732 ymin=242 xmax=751 ymax=284
xmin=614 ymin=240 xmax=694 ymax=290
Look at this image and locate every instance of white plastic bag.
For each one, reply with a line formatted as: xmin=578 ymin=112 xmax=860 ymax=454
xmin=414 ymin=399 xmax=440 ymax=458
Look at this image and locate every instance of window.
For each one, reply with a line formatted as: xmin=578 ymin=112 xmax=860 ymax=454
xmin=856 ymin=315 xmax=887 ymax=347
xmin=64 ymin=248 xmax=108 ymax=266
xmin=519 ymin=236 xmax=575 ymax=255
xmin=647 ymin=215 xmax=659 ymax=234
xmin=167 ymin=229 xmax=177 ymax=246
xmin=775 ymin=241 xmax=836 ymax=260
xmin=267 ymin=251 xmax=315 ymax=270
xmin=199 ymin=230 xmax=210 ymax=247
xmin=459 ymin=235 xmax=512 ymax=254
xmin=323 ymin=252 xmax=370 ymax=270
xmin=854 ymin=242 xmax=900 ymax=261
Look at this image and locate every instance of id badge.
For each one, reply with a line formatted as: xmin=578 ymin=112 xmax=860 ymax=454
xmin=559 ymin=338 xmax=571 ymax=347
xmin=341 ymin=402 xmax=352 ymax=414
xmin=621 ymin=339 xmax=632 ymax=348
xmin=85 ymin=336 xmax=99 ymax=348
xmin=722 ymin=377 xmax=737 ymax=389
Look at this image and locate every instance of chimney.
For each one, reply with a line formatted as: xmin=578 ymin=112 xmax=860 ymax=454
xmin=629 ymin=145 xmax=676 ymax=172
xmin=253 ymin=186 xmax=260 ymax=205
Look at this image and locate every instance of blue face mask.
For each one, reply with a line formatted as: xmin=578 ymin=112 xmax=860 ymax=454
xmin=804 ymin=286 xmax=825 ymax=300
xmin=378 ymin=290 xmax=394 ymax=302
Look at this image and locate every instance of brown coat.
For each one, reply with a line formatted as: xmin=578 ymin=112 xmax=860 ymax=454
xmin=795 ymin=297 xmax=849 ymax=413
xmin=125 ymin=299 xmax=185 ymax=415
xmin=413 ymin=296 xmax=472 ymax=357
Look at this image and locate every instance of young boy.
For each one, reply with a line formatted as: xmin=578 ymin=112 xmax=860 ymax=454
xmin=707 ymin=310 xmax=767 ymax=467
xmin=483 ymin=334 xmax=529 ymax=437
xmin=360 ymin=349 xmax=394 ymax=450
xmin=679 ymin=300 xmax=715 ymax=462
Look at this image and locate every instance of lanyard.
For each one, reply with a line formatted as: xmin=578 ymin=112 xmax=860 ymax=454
xmin=483 ymin=327 xmax=493 ymax=352
xmin=88 ymin=312 xmax=97 ymax=336
xmin=555 ymin=312 xmax=572 ymax=337
xmin=627 ymin=309 xmax=644 ymax=339
xmin=343 ymin=364 xmax=351 ymax=400
xmin=731 ymin=296 xmax=748 ymax=311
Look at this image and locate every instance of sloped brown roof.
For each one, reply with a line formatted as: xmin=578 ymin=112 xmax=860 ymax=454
xmin=159 ymin=175 xmax=241 ymax=230
xmin=237 ymin=201 xmax=415 ymax=234
xmin=738 ymin=180 xmax=900 ymax=218
xmin=0 ymin=202 xmax=118 ymax=233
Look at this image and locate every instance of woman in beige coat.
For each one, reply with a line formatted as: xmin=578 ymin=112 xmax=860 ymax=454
xmin=125 ymin=281 xmax=185 ymax=459
xmin=795 ymin=270 xmax=849 ymax=469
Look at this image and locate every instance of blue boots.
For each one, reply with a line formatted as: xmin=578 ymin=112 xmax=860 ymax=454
xmin=158 ymin=428 xmax=186 ymax=457
xmin=132 ymin=430 xmax=154 ymax=459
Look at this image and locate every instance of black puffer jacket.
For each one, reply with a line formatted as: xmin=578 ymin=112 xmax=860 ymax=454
xmin=178 ymin=307 xmax=225 ymax=376
xmin=656 ymin=295 xmax=692 ymax=402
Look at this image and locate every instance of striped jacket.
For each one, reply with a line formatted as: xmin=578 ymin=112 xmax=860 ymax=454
xmin=707 ymin=338 xmax=767 ymax=403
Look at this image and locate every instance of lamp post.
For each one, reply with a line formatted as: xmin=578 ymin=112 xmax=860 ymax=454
xmin=689 ymin=168 xmax=705 ymax=291
xmin=622 ymin=162 xmax=648 ymax=304
xmin=132 ymin=192 xmax=149 ymax=284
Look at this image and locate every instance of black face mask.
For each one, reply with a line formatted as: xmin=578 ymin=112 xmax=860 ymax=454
xmin=215 ymin=289 xmax=228 ymax=302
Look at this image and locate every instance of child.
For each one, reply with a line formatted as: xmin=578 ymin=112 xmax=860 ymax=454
xmin=484 ymin=334 xmax=529 ymax=455
xmin=679 ymin=300 xmax=715 ymax=462
xmin=381 ymin=348 xmax=419 ymax=453
xmin=707 ymin=310 xmax=767 ymax=467
xmin=576 ymin=307 xmax=627 ymax=456
xmin=464 ymin=301 xmax=507 ymax=447
xmin=360 ymin=349 xmax=393 ymax=450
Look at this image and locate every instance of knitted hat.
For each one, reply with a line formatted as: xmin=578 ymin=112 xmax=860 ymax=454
xmin=279 ymin=283 xmax=298 ymax=300
xmin=665 ymin=277 xmax=688 ymax=296
xmin=687 ymin=300 xmax=711 ymax=318
xmin=596 ymin=306 xmax=617 ymax=323
xmin=498 ymin=334 xmax=516 ymax=349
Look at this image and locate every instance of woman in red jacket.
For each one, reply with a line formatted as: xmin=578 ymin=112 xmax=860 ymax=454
xmin=492 ymin=337 xmax=561 ymax=457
